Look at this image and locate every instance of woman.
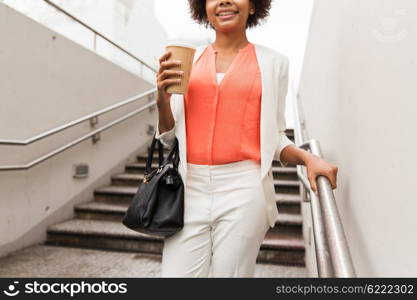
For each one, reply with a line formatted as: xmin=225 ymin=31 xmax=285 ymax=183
xmin=155 ymin=0 xmax=338 ymax=277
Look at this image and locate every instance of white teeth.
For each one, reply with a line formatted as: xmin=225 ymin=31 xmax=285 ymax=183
xmin=218 ymin=11 xmax=237 ymax=16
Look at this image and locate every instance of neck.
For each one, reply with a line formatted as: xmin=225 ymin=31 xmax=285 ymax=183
xmin=213 ymin=29 xmax=249 ymax=53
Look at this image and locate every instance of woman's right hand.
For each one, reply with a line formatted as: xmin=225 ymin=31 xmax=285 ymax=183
xmin=156 ymin=51 xmax=183 ymax=105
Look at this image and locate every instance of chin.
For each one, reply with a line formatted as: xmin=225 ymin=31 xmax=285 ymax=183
xmin=214 ymin=23 xmax=240 ymax=31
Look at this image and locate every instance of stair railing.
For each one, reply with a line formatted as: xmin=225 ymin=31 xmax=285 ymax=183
xmin=292 ymin=88 xmax=356 ymax=277
xmin=0 ymin=88 xmax=158 ymax=171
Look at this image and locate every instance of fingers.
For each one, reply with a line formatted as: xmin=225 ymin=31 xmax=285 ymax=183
xmin=157 ymin=77 xmax=182 ymax=92
xmin=308 ymin=174 xmax=318 ymax=196
xmin=160 ymin=60 xmax=181 ymax=71
xmin=158 ymin=51 xmax=181 ymax=74
xmin=157 ymin=69 xmax=183 ymax=91
xmin=308 ymin=166 xmax=338 ymax=197
xmin=159 ymin=69 xmax=183 ymax=81
xmin=159 ymin=50 xmax=171 ymax=65
xmin=157 ymin=51 xmax=183 ymax=92
xmin=328 ymin=165 xmax=338 ymax=189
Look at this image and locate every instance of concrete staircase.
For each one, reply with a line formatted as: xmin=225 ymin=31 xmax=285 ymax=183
xmin=45 ymin=129 xmax=305 ymax=266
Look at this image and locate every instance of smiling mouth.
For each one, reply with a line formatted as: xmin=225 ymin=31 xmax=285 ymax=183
xmin=215 ymin=11 xmax=239 ymax=17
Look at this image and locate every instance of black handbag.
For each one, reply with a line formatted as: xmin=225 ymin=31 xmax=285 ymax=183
xmin=122 ymin=133 xmax=184 ymax=238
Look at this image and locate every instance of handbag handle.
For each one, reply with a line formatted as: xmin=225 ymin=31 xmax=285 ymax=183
xmin=145 ymin=132 xmax=180 ymax=176
xmin=161 ymin=138 xmax=179 ymax=168
xmin=145 ymin=133 xmax=165 ymax=177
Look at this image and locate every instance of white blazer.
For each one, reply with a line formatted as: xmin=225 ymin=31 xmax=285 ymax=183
xmin=155 ymin=43 xmax=295 ymax=228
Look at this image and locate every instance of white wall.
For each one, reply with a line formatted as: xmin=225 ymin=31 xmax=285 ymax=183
xmin=298 ymin=0 xmax=417 ymax=276
xmin=0 ymin=3 xmax=157 ymax=258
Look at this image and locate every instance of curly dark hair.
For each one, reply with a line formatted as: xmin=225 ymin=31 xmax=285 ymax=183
xmin=187 ymin=0 xmax=272 ymax=29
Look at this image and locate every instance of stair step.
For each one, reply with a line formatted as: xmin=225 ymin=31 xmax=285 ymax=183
xmin=94 ymin=185 xmax=138 ymax=201
xmin=271 ymin=166 xmax=297 ymax=174
xmin=46 ymin=219 xmax=163 ymax=254
xmin=136 ymin=155 xmax=172 ymax=165
xmin=125 ymin=162 xmax=161 ymax=173
xmin=147 ymin=146 xmax=171 ymax=153
xmin=258 ymin=232 xmax=305 ymax=266
xmin=263 ymin=232 xmax=304 ymax=250
xmin=273 ymin=179 xmax=300 ymax=187
xmin=95 ymin=184 xmax=301 ymax=201
xmin=112 ymin=173 xmax=145 ymax=186
xmin=76 ymin=199 xmax=302 ymax=233
xmin=275 ymin=193 xmax=302 ymax=204
xmin=271 ymin=166 xmax=298 ymax=180
xmin=273 ymin=179 xmax=300 ymax=194
xmin=46 ymin=219 xmax=304 ymax=266
xmin=274 ymin=213 xmax=302 ymax=227
xmin=75 ymin=201 xmax=127 ymax=215
xmin=275 ymin=194 xmax=301 ymax=214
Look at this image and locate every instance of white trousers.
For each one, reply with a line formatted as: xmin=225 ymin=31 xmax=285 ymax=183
xmin=161 ymin=159 xmax=270 ymax=277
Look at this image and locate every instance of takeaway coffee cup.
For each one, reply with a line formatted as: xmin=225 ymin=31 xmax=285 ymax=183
xmin=165 ymin=41 xmax=196 ymax=94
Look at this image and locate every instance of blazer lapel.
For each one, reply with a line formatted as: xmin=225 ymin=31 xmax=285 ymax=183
xmin=254 ymin=44 xmax=279 ymax=179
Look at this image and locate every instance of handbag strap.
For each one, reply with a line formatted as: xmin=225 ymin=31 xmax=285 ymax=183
xmin=161 ymin=138 xmax=179 ymax=168
xmin=145 ymin=132 xmax=165 ymax=176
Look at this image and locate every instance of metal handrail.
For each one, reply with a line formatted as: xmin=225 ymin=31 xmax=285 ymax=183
xmin=0 ymin=88 xmax=157 ymax=145
xmin=43 ymin=0 xmax=157 ymax=73
xmin=0 ymin=98 xmax=157 ymax=171
xmin=292 ymin=90 xmax=356 ymax=277
xmin=309 ymin=139 xmax=356 ymax=277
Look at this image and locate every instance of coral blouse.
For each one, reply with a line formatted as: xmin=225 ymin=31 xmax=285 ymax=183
xmin=184 ymin=42 xmax=262 ymax=165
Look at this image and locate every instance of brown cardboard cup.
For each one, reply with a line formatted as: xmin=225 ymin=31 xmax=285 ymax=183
xmin=165 ymin=44 xmax=196 ymax=94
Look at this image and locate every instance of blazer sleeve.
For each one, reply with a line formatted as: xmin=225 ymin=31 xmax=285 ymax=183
xmin=155 ymin=94 xmax=177 ymax=149
xmin=274 ymin=55 xmax=295 ymax=167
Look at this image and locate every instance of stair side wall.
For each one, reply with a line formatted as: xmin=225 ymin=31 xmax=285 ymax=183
xmin=0 ymin=3 xmax=156 ymax=258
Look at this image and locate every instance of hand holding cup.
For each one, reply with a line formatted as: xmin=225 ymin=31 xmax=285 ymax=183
xmin=156 ymin=51 xmax=183 ymax=104
xmin=164 ymin=43 xmax=196 ymax=95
